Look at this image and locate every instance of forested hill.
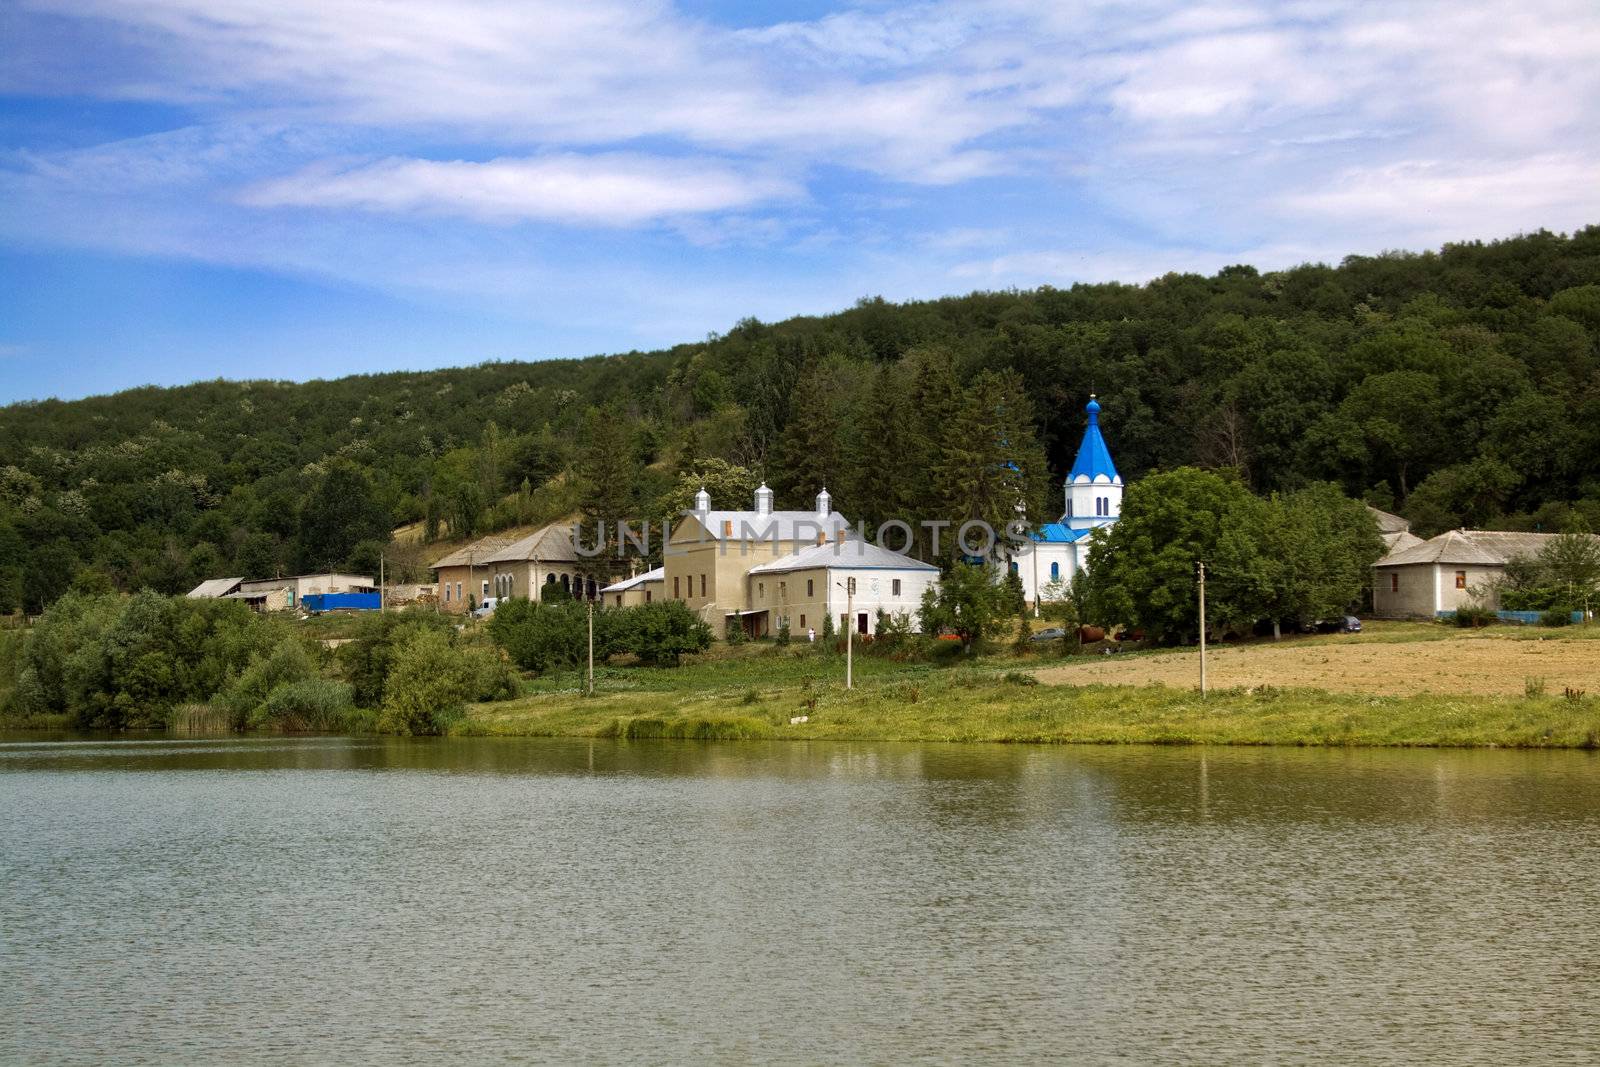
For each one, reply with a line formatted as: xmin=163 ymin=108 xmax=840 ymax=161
xmin=3 ymin=226 xmax=1600 ymax=613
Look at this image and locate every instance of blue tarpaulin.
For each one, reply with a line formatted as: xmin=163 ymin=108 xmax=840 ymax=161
xmin=302 ymin=592 xmax=381 ymax=613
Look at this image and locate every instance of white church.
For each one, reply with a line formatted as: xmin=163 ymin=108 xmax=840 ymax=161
xmin=1013 ymin=395 xmax=1123 ymax=607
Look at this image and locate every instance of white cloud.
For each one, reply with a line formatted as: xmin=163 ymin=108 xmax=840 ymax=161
xmin=3 ymin=0 xmax=1600 ymax=328
xmin=1281 ymin=155 xmax=1600 ymax=245
xmin=241 ymin=154 xmax=801 ymax=226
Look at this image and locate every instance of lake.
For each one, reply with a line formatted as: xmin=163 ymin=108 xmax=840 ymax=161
xmin=3 ymin=735 xmax=1598 ymax=1065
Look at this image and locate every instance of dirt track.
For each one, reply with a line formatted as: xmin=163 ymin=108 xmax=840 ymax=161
xmin=1034 ymin=635 xmax=1600 ymax=697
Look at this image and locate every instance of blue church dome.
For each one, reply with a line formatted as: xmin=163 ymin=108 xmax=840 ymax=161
xmin=1069 ymin=395 xmax=1120 ymax=483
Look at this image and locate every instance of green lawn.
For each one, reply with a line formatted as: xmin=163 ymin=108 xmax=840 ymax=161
xmin=458 ymin=631 xmax=1600 ymax=748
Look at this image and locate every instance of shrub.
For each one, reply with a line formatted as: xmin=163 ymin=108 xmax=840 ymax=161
xmin=776 ymin=617 xmax=791 ymax=647
xmin=1540 ymin=609 xmax=1574 ymax=627
xmin=378 ymin=628 xmax=517 ymax=735
xmin=1003 ymin=671 xmax=1039 ymax=686
xmin=609 ymin=601 xmax=712 ymax=666
xmin=1453 ymin=604 xmax=1496 ymax=628
xmin=337 ymin=609 xmax=457 ymax=707
xmin=255 ymin=677 xmax=356 ymax=732
xmin=218 ymin=636 xmax=317 ymax=729
xmin=486 ymin=597 xmax=588 ymax=673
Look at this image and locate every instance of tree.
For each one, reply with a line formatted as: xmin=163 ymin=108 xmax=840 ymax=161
xmin=609 ymin=601 xmax=712 ymax=666
xmin=577 ymin=405 xmax=640 ymax=534
xmin=929 ymin=370 xmax=1049 ymax=557
xmin=1084 ymin=468 xmax=1270 ymax=643
xmin=378 ymin=628 xmax=516 ymax=735
xmin=296 ymin=464 xmax=392 ymax=573
xmin=654 ymin=458 xmax=759 ymax=519
xmin=1258 ymin=484 xmax=1385 ymax=638
xmin=917 ymin=561 xmax=1008 ymax=653
xmin=1538 ymin=526 xmax=1600 ymax=614
xmin=487 ymin=598 xmax=588 ymax=674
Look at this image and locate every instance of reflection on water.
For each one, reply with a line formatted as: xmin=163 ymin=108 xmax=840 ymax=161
xmin=3 ymin=734 xmax=1598 ymax=1065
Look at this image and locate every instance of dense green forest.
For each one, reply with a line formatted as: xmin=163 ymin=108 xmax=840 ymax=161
xmin=3 ymin=227 xmax=1599 ymax=615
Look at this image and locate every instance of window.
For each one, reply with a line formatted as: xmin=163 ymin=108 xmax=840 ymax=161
xmin=455 ymin=582 xmax=462 ymax=602
xmin=779 ymin=581 xmax=786 ymax=598
xmin=892 ymin=579 xmax=901 ymax=596
xmin=723 ymin=519 xmax=733 ymax=537
xmin=1050 ymin=562 xmax=1060 ymax=580
xmin=758 ymin=582 xmax=765 ymax=600
xmin=1455 ymin=570 xmax=1467 ymax=589
xmin=645 ymin=590 xmax=652 ymax=603
xmin=807 ymin=579 xmax=814 ymax=597
xmin=482 ymin=580 xmax=489 ymax=599
xmin=700 ymin=574 xmax=707 ymax=597
xmin=799 ymin=614 xmax=806 ymax=628
xmin=1390 ymin=574 xmax=1399 ymax=593
xmin=1009 ymin=561 xmax=1019 ymax=575
xmin=674 ymin=576 xmax=681 ymax=598
xmin=1066 ymin=499 xmax=1072 ymax=518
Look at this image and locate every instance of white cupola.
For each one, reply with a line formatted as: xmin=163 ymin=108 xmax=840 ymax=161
xmin=694 ymin=486 xmax=711 ymax=513
xmin=815 ymin=487 xmax=832 ymax=516
xmin=753 ymin=482 xmax=773 ymax=516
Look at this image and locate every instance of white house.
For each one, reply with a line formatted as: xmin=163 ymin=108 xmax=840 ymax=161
xmin=746 ymin=538 xmax=939 ymax=637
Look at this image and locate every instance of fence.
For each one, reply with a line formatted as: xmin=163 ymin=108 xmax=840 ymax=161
xmin=1436 ymin=609 xmax=1584 ymax=625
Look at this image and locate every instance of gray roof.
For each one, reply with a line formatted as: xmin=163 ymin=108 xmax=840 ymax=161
xmin=747 ymin=540 xmax=939 ymax=576
xmin=1381 ymin=530 xmax=1424 ymax=554
xmin=187 ymin=577 xmax=244 ymax=599
xmin=1375 ymin=529 xmax=1597 ymax=568
xmin=482 ymin=523 xmax=580 ymax=565
xmin=600 ymin=566 xmax=665 ymax=594
xmin=676 ymin=510 xmax=851 ymax=543
xmin=430 ymin=534 xmax=523 ymax=570
xmin=1367 ymin=505 xmax=1412 ymax=535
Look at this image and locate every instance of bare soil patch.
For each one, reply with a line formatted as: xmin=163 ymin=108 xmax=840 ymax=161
xmin=1035 ymin=634 xmax=1600 ymax=697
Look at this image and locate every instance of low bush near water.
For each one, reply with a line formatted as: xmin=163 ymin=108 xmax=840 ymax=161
xmin=602 ymin=713 xmax=774 ymax=740
xmin=256 ymin=677 xmax=358 ymax=732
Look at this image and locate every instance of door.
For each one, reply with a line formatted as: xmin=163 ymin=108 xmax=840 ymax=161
xmin=857 ymin=612 xmax=868 ymax=634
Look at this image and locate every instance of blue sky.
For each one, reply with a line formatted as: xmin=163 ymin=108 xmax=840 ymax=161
xmin=2 ymin=1 xmax=1598 ymax=403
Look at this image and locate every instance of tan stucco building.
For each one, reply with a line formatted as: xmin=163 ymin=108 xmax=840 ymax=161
xmin=431 ymin=524 xmax=597 ymax=612
xmin=431 ymin=534 xmax=520 ymax=613
xmin=663 ymin=484 xmax=851 ymax=636
xmin=1371 ymin=529 xmax=1589 ymax=617
xmin=483 ymin=523 xmax=589 ymax=602
xmin=234 ymin=573 xmax=374 ymax=612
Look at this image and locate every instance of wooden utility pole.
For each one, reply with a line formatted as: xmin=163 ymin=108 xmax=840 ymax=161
xmin=379 ymin=554 xmax=386 ymax=613
xmin=587 ymin=600 xmax=595 ymax=696
xmin=1197 ymin=561 xmax=1208 ymax=698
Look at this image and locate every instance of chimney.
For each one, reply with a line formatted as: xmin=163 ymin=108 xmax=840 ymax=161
xmin=694 ymin=487 xmax=710 ymax=513
xmin=816 ymin=487 xmax=831 ymax=517
xmin=754 ymin=482 xmax=773 ymax=516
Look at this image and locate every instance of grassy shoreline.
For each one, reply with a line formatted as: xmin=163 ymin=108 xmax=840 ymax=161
xmin=457 ymin=660 xmax=1600 ymax=750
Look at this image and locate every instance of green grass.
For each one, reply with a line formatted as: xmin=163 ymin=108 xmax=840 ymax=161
xmin=457 ymin=639 xmax=1600 ymax=749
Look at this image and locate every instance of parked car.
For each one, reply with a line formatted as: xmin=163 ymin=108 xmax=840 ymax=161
xmin=1030 ymin=627 xmax=1067 ymax=642
xmin=471 ymin=597 xmax=500 ymax=619
xmin=1339 ymin=615 xmax=1362 ymax=633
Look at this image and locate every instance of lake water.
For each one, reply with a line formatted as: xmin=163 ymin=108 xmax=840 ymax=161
xmin=3 ymin=735 xmax=1598 ymax=1065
